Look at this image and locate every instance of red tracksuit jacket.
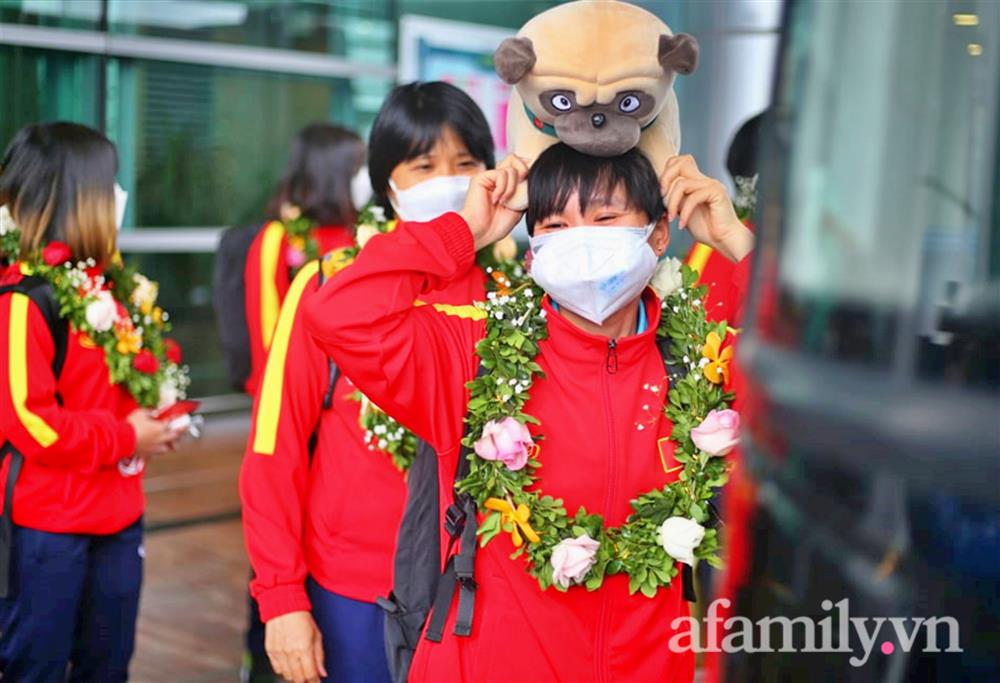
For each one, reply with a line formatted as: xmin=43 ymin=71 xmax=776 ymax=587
xmin=243 ymin=223 xmax=355 ymax=396
xmin=240 ymin=248 xmax=486 ymax=622
xmin=304 ymin=214 xmax=748 ymax=683
xmin=0 ymin=265 xmax=140 ymax=535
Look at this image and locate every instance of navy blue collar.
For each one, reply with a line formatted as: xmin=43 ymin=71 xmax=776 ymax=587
xmin=549 ymin=299 xmax=648 ymax=334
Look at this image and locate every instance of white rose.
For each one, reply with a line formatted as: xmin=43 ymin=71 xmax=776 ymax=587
xmin=649 ymin=258 xmax=683 ymax=300
xmin=369 ymin=205 xmax=386 ymax=223
xmin=657 ymin=516 xmax=706 ymax=565
xmin=355 ymin=223 xmax=380 ymax=249
xmin=0 ymin=205 xmax=16 ymax=236
xmin=131 ymin=275 xmax=158 ymax=309
xmin=85 ymin=291 xmax=118 ymax=332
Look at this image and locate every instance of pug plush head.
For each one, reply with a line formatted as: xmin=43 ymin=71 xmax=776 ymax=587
xmin=495 ymin=0 xmax=698 ymax=159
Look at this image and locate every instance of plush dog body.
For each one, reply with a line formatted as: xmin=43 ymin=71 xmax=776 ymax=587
xmin=495 ymin=0 xmax=698 ymax=208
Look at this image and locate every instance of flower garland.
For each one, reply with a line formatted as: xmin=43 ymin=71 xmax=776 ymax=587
xmin=279 ymin=203 xmax=321 ymax=273
xmin=456 ymin=258 xmax=738 ymax=596
xmin=0 ymin=207 xmax=189 ymax=409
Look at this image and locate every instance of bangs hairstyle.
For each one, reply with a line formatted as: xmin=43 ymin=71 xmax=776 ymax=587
xmin=0 ymin=122 xmax=118 ymax=266
xmin=526 ymin=144 xmax=665 ymax=235
xmin=268 ymin=123 xmax=364 ymax=226
xmin=368 ymin=81 xmax=495 ymax=217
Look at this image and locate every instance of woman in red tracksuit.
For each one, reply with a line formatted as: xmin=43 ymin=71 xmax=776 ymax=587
xmin=240 ymin=82 xmax=496 ymax=683
xmin=303 ymin=143 xmax=754 ymax=682
xmin=243 ymin=123 xmax=365 ymax=396
xmin=0 ymin=122 xmax=182 ymax=681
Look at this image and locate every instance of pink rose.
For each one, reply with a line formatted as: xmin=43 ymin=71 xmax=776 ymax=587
xmin=474 ymin=417 xmax=533 ymax=471
xmin=551 ymin=534 xmax=600 ymax=588
xmin=690 ymin=409 xmax=741 ymax=456
xmin=286 ymin=245 xmax=307 ymax=269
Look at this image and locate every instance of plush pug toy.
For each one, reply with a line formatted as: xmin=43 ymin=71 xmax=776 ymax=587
xmin=495 ymin=0 xmax=698 ymax=208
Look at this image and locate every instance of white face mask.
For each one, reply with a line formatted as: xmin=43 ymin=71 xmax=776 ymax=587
xmin=529 ymin=224 xmax=658 ymax=325
xmin=388 ymin=175 xmax=470 ymax=222
xmin=351 ymin=166 xmax=373 ymax=211
xmin=114 ymin=183 xmax=128 ymax=232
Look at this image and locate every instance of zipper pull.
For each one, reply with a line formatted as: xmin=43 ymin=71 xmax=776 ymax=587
xmin=606 ymin=338 xmax=618 ymax=374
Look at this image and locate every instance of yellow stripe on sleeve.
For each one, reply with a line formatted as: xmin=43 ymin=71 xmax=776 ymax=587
xmin=252 ymin=260 xmax=321 ymax=455
xmin=8 ymin=294 xmax=58 ymax=448
xmin=259 ymin=221 xmax=286 ymax=350
xmin=686 ymin=243 xmax=714 ymax=276
xmin=412 ymin=300 xmax=487 ymax=321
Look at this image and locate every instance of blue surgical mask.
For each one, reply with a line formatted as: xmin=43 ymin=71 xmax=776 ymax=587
xmin=529 ymin=224 xmax=657 ymax=325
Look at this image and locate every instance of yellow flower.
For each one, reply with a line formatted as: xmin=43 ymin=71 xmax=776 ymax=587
xmin=288 ymin=235 xmax=306 ymax=251
xmin=385 ymin=219 xmax=399 ymax=233
xmin=152 ymin=307 xmax=163 ymax=324
xmin=321 ymin=248 xmax=354 ymax=279
xmin=702 ymin=331 xmax=733 ymax=385
xmin=485 ymin=497 xmax=541 ymax=547
xmin=115 ymin=327 xmax=142 ymax=355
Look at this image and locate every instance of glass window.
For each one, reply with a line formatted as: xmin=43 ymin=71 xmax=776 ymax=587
xmin=0 ymin=45 xmax=101 ymax=142
xmin=105 ymin=58 xmax=392 ymax=229
xmin=754 ymin=0 xmax=999 ymax=389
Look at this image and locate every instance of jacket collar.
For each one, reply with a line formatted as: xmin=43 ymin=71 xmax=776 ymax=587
xmin=540 ymin=288 xmax=662 ymax=367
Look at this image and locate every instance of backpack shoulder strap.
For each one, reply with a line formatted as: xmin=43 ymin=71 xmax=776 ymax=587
xmin=0 ymin=276 xmax=69 ymax=381
xmin=425 ymin=359 xmax=490 ymax=643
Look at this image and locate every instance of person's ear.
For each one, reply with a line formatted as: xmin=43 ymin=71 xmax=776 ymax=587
xmin=649 ymin=213 xmax=671 ymax=256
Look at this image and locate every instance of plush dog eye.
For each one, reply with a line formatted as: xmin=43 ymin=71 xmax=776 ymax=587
xmin=619 ymin=95 xmax=641 ymax=113
xmin=550 ymin=94 xmax=573 ymax=111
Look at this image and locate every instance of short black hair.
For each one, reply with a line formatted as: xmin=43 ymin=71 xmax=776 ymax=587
xmin=267 ymin=122 xmax=364 ymax=226
xmin=526 ymin=143 xmax=665 ymax=235
xmin=368 ymin=81 xmax=495 ymax=217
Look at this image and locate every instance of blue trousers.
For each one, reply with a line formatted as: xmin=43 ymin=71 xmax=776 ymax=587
xmin=307 ymin=578 xmax=391 ymax=683
xmin=0 ymin=518 xmax=144 ymax=682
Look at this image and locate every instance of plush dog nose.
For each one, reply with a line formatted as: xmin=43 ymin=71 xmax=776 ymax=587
xmin=591 ymin=113 xmax=606 ymax=128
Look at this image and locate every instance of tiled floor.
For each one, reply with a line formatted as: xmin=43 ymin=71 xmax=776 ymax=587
xmin=130 ymin=413 xmax=250 ymax=682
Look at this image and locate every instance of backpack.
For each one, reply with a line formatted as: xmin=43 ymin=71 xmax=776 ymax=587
xmin=0 ymin=276 xmax=69 ymax=598
xmin=378 ymin=337 xmax=696 ymax=683
xmin=212 ymin=223 xmax=263 ymax=392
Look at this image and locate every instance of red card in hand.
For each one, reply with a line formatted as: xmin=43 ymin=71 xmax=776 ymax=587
xmin=153 ymin=400 xmax=201 ymax=422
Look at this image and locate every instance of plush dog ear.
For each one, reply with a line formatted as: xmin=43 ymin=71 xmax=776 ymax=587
xmin=658 ymin=33 xmax=699 ymax=75
xmin=494 ymin=37 xmax=536 ymax=84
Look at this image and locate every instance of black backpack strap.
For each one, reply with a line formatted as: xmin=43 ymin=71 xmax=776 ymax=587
xmin=0 ymin=442 xmax=23 ymax=598
xmin=0 ymin=277 xmax=67 ymax=599
xmin=425 ymin=362 xmax=488 ymax=642
xmin=0 ymin=277 xmax=69 ymax=386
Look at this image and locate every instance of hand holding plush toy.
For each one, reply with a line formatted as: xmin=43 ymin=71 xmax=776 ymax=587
xmin=494 ymin=0 xmax=698 ymax=209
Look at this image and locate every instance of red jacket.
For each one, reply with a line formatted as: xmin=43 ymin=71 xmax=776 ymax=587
xmin=243 ymin=223 xmax=354 ymax=396
xmin=0 ymin=265 xmax=140 ymax=535
xmin=240 ymin=247 xmax=486 ymax=622
xmin=304 ymin=214 xmax=748 ymax=683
